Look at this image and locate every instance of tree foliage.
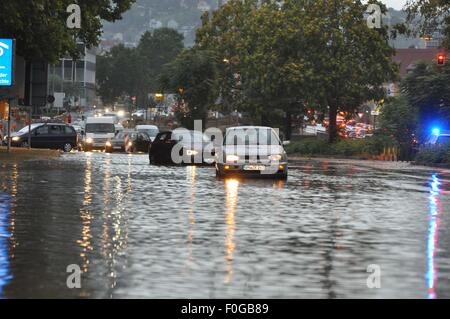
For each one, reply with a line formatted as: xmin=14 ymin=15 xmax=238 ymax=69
xmin=194 ymin=0 xmax=398 ymax=141
xmin=405 ymin=0 xmax=450 ymax=49
xmin=96 ymin=28 xmax=184 ymax=106
xmin=401 ymin=60 xmax=450 ymax=139
xmin=379 ymin=96 xmax=417 ymax=144
xmin=0 ymin=0 xmax=135 ymax=62
xmin=160 ymin=49 xmax=217 ymax=129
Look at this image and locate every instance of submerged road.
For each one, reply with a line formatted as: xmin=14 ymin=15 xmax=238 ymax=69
xmin=0 ymin=152 xmax=449 ymax=298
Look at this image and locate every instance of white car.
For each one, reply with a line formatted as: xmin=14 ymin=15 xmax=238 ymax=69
xmin=215 ymin=126 xmax=288 ymax=179
xmin=132 ymin=110 xmax=145 ymax=118
xmin=136 ymin=125 xmax=159 ymax=142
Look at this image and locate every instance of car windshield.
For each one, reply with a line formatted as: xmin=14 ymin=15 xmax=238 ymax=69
xmin=224 ymin=128 xmax=281 ymax=146
xmin=17 ymin=124 xmax=43 ymax=134
xmin=85 ymin=123 xmax=115 ymax=133
xmin=115 ymin=132 xmax=126 ymax=140
xmin=138 ymin=129 xmax=159 ymax=137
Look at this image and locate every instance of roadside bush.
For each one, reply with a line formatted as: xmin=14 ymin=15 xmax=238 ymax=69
xmin=414 ymin=144 xmax=450 ymax=165
xmin=285 ymin=138 xmax=330 ymax=155
xmin=286 ymin=135 xmax=398 ymax=158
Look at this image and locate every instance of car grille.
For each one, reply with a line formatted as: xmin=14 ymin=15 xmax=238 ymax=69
xmin=243 ymin=155 xmax=269 ymax=162
xmin=94 ymin=138 xmax=108 ymax=144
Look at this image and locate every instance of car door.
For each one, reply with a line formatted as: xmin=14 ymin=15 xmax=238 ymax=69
xmin=138 ymin=133 xmax=151 ymax=152
xmin=32 ymin=124 xmax=50 ymax=148
xmin=63 ymin=125 xmax=77 ymax=147
xmin=48 ymin=124 xmax=64 ymax=149
xmin=151 ymin=132 xmax=170 ymax=162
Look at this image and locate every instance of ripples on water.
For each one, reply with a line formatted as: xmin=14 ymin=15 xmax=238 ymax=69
xmin=0 ymin=153 xmax=450 ymax=298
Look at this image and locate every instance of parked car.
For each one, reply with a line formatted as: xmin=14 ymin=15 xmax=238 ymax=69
xmin=136 ymin=125 xmax=159 ymax=142
xmin=149 ymin=129 xmax=214 ymax=165
xmin=106 ymin=131 xmax=151 ymax=153
xmin=215 ymin=126 xmax=288 ymax=179
xmin=7 ymin=123 xmax=77 ymax=152
xmin=427 ymin=129 xmax=450 ymax=145
xmin=132 ymin=110 xmax=145 ymax=119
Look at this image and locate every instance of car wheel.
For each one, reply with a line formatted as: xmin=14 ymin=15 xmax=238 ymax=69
xmin=63 ymin=143 xmax=73 ymax=153
xmin=20 ymin=141 xmax=29 ymax=148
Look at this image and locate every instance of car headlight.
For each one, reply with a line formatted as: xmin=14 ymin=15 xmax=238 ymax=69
xmin=226 ymin=155 xmax=240 ymax=162
xmin=269 ymin=154 xmax=283 ymax=161
xmin=186 ymin=150 xmax=198 ymax=156
xmin=105 ymin=141 xmax=112 ymax=147
xmin=86 ymin=138 xmax=93 ymax=144
xmin=12 ymin=136 xmax=20 ymax=142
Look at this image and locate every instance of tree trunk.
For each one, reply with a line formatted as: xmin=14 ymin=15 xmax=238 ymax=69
xmin=328 ymin=104 xmax=338 ymax=143
xmin=284 ymin=110 xmax=292 ymax=141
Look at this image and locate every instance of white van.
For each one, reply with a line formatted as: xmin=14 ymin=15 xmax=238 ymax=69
xmin=83 ymin=117 xmax=117 ymax=151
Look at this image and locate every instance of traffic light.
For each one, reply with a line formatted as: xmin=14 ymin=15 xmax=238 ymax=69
xmin=437 ymin=53 xmax=446 ymax=65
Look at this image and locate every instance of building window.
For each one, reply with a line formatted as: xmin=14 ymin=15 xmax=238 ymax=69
xmin=76 ymin=61 xmax=85 ymax=82
xmin=63 ymin=60 xmax=73 ymax=81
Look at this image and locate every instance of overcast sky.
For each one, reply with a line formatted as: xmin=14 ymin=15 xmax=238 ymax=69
xmin=383 ymin=0 xmax=407 ymax=10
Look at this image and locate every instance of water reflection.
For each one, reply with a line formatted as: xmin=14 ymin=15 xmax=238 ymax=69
xmin=427 ymin=174 xmax=442 ymax=299
xmin=0 ymin=193 xmax=12 ymax=297
xmin=102 ymin=155 xmax=130 ymax=295
xmin=78 ymin=154 xmax=93 ymax=273
xmin=224 ymin=179 xmax=239 ymax=284
xmin=9 ymin=164 xmax=18 ymax=253
xmin=187 ymin=166 xmax=196 ymax=265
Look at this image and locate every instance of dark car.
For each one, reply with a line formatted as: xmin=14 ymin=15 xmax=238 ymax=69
xmin=106 ymin=131 xmax=151 ymax=153
xmin=7 ymin=123 xmax=78 ymax=152
xmin=149 ymin=129 xmax=215 ymax=165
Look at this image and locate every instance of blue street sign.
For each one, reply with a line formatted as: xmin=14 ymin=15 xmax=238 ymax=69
xmin=0 ymin=39 xmax=14 ymax=87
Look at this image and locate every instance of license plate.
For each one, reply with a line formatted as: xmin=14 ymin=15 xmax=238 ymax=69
xmin=244 ymin=165 xmax=266 ymax=171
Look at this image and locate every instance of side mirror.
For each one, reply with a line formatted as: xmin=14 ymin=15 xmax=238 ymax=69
xmin=283 ymin=140 xmax=291 ymax=146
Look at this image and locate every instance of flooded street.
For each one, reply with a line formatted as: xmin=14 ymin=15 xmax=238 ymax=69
xmin=1 ymin=153 xmax=450 ymax=299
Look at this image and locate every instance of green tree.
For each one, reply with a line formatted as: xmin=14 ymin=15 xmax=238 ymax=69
xmin=401 ymin=60 xmax=450 ymax=139
xmin=195 ymin=0 xmax=398 ymax=142
xmin=96 ymin=28 xmax=184 ymax=107
xmin=136 ymin=28 xmax=184 ymax=103
xmin=160 ymin=49 xmax=217 ymax=129
xmin=305 ymin=0 xmax=398 ymax=142
xmin=405 ymin=0 xmax=450 ymax=49
xmin=0 ymin=0 xmax=135 ymax=62
xmin=378 ymin=96 xmax=417 ymax=159
xmin=96 ymin=44 xmax=140 ymax=106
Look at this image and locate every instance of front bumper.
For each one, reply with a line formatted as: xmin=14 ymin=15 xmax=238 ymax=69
xmin=216 ymin=162 xmax=288 ymax=178
xmin=83 ymin=141 xmax=110 ymax=150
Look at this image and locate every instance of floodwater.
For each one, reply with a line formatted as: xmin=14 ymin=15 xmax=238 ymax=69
xmin=0 ymin=152 xmax=450 ymax=299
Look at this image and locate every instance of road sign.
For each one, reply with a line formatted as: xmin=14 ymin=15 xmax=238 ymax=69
xmin=0 ymin=39 xmax=14 ymax=87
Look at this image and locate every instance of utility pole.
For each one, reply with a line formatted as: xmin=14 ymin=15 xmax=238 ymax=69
xmin=7 ymin=98 xmax=11 ymax=152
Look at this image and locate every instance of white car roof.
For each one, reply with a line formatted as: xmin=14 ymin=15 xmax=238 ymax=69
xmin=136 ymin=125 xmax=158 ymax=129
xmin=86 ymin=116 xmax=115 ymax=124
xmin=227 ymin=126 xmax=274 ymax=131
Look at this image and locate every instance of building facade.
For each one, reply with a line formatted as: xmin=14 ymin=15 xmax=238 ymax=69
xmin=47 ymin=43 xmax=97 ymax=110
